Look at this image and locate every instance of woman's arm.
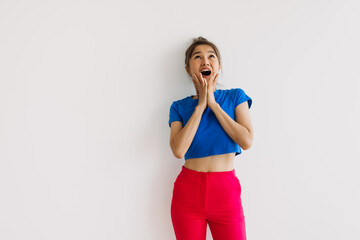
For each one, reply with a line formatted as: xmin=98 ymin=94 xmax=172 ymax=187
xmin=210 ymin=101 xmax=253 ymax=150
xmin=169 ymin=106 xmax=205 ymax=159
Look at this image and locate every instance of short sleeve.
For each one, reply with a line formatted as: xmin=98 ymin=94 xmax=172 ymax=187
xmin=234 ymin=88 xmax=252 ymax=109
xmin=168 ymin=101 xmax=183 ymax=127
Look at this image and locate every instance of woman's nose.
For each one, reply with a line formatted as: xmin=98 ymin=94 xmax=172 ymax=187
xmin=202 ymin=59 xmax=210 ymax=65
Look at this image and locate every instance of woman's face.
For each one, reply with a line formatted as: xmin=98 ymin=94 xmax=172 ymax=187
xmin=186 ymin=44 xmax=221 ymax=82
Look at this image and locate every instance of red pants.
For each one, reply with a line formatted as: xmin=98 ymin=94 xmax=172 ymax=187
xmin=171 ymin=166 xmax=246 ymax=240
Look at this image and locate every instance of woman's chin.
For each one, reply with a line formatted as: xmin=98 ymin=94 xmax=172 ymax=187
xmin=201 ymin=74 xmax=211 ymax=79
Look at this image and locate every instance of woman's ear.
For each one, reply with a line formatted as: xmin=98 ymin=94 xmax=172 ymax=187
xmin=185 ymin=66 xmax=189 ymax=75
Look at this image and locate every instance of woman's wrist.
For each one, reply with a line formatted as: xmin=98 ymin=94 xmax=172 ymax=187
xmin=196 ymin=104 xmax=206 ymax=112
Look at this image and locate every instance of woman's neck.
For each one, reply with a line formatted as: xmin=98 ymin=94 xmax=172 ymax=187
xmin=192 ymin=89 xmax=216 ymax=99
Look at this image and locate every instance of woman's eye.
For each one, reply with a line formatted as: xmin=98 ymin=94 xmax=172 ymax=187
xmin=210 ymin=55 xmax=215 ymax=58
xmin=194 ymin=56 xmax=200 ymax=59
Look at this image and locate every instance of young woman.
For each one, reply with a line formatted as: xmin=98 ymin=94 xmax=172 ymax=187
xmin=168 ymin=37 xmax=253 ymax=240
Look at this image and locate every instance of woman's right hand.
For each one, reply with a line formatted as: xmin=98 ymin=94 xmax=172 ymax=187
xmin=192 ymin=73 xmax=208 ymax=111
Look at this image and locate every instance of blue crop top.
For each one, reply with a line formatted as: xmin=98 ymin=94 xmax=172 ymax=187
xmin=168 ymin=88 xmax=252 ymax=160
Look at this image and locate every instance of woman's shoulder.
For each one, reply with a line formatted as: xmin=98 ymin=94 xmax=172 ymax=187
xmin=217 ymin=87 xmax=245 ymax=95
xmin=170 ymin=94 xmax=196 ymax=109
xmin=172 ymin=95 xmax=193 ymax=103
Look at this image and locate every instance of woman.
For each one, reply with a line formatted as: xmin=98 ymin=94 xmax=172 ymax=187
xmin=168 ymin=37 xmax=253 ymax=240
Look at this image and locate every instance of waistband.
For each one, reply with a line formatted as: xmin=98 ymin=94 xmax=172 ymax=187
xmin=180 ymin=165 xmax=236 ymax=176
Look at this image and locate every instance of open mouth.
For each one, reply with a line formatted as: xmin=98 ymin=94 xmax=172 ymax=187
xmin=201 ymin=70 xmax=211 ymax=76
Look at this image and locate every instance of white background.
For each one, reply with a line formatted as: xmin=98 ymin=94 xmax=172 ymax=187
xmin=1 ymin=0 xmax=359 ymax=239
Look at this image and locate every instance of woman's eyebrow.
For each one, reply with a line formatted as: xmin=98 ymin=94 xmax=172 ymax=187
xmin=192 ymin=50 xmax=216 ymax=56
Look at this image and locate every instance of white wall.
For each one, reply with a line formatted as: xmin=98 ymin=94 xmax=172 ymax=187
xmin=1 ymin=0 xmax=359 ymax=239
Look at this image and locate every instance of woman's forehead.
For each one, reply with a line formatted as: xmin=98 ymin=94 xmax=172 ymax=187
xmin=193 ymin=44 xmax=215 ymax=54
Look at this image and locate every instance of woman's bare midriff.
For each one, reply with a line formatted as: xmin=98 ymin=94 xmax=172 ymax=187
xmin=184 ymin=152 xmax=236 ymax=172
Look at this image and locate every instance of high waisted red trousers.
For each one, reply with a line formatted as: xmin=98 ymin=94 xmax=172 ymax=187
xmin=171 ymin=166 xmax=246 ymax=240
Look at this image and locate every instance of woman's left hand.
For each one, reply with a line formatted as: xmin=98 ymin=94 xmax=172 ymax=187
xmin=207 ymin=72 xmax=219 ymax=109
